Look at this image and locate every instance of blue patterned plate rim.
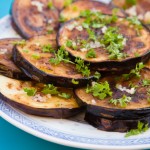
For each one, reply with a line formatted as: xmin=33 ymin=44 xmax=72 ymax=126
xmin=1 ymin=100 xmax=150 ymax=150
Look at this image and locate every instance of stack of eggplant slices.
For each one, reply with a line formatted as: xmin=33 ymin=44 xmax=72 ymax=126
xmin=0 ymin=0 xmax=150 ymax=136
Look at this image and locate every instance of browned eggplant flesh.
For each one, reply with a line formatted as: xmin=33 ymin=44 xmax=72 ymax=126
xmin=0 ymin=38 xmax=28 ymax=79
xmin=75 ymin=66 xmax=150 ymax=131
xmin=0 ymin=75 xmax=84 ymax=118
xmin=13 ymin=35 xmax=94 ymax=88
xmin=12 ymin=0 xmax=59 ymax=39
xmin=58 ymin=13 xmax=150 ymax=70
xmin=111 ymin=0 xmax=150 ymax=28
xmin=60 ymin=0 xmax=125 ymax=21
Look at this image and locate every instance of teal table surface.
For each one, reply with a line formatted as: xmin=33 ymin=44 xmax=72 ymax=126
xmin=0 ymin=1 xmax=82 ymax=150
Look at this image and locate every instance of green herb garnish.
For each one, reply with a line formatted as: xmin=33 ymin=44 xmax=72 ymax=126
xmin=58 ymin=93 xmax=72 ymax=99
xmin=71 ymin=79 xmax=79 ymax=85
xmin=142 ymin=79 xmax=150 ymax=86
xmin=93 ymin=71 xmax=101 ymax=80
xmin=75 ymin=57 xmax=90 ymax=77
xmin=24 ymin=88 xmax=37 ymax=96
xmin=123 ymin=62 xmax=145 ymax=80
xmin=109 ymin=95 xmax=131 ymax=108
xmin=42 ymin=84 xmax=59 ymax=95
xmin=100 ymin=27 xmax=126 ymax=60
xmin=86 ymin=81 xmax=112 ymax=100
xmin=22 ymin=49 xmax=29 ymax=53
xmin=12 ymin=40 xmax=26 ymax=46
xmin=86 ymin=49 xmax=96 ymax=58
xmin=49 ymin=46 xmax=74 ymax=65
xmin=125 ymin=121 xmax=149 ymax=137
xmin=42 ymin=44 xmax=55 ymax=53
xmin=31 ymin=53 xmax=41 ymax=59
xmin=47 ymin=1 xmax=54 ymax=9
xmin=64 ymin=0 xmax=73 ymax=7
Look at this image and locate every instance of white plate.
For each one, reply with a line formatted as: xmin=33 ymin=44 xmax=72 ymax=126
xmin=0 ymin=7 xmax=150 ymax=150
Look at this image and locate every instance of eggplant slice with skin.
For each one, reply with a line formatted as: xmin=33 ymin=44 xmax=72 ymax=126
xmin=0 ymin=75 xmax=84 ymax=118
xmin=74 ymin=68 xmax=150 ymax=132
xmin=58 ymin=15 xmax=150 ymax=71
xmin=12 ymin=0 xmax=59 ymax=39
xmin=0 ymin=38 xmax=28 ymax=80
xmin=60 ymin=0 xmax=125 ymax=21
xmin=111 ymin=0 xmax=150 ymax=30
xmin=13 ymin=35 xmax=94 ymax=88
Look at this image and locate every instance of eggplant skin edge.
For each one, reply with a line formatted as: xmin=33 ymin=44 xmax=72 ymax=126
xmin=0 ymin=92 xmax=84 ymax=118
xmin=85 ymin=111 xmax=150 ymax=132
xmin=13 ymin=46 xmax=94 ymax=88
xmin=73 ymin=89 xmax=150 ymax=120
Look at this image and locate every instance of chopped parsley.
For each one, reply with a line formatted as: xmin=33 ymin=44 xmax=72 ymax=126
xmin=24 ymin=88 xmax=37 ymax=96
xmin=126 ymin=0 xmax=137 ymax=6
xmin=86 ymin=49 xmax=96 ymax=58
xmin=75 ymin=57 xmax=90 ymax=77
xmin=66 ymin=40 xmax=77 ymax=50
xmin=109 ymin=95 xmax=131 ymax=108
xmin=123 ymin=62 xmax=145 ymax=80
xmin=125 ymin=121 xmax=149 ymax=138
xmin=86 ymin=81 xmax=112 ymax=100
xmin=49 ymin=46 xmax=74 ymax=65
xmin=58 ymin=93 xmax=71 ymax=99
xmin=47 ymin=1 xmax=54 ymax=9
xmin=71 ymin=79 xmax=79 ymax=85
xmin=142 ymin=79 xmax=150 ymax=86
xmin=42 ymin=84 xmax=72 ymax=99
xmin=64 ymin=0 xmax=73 ymax=7
xmin=93 ymin=71 xmax=101 ymax=80
xmin=42 ymin=84 xmax=59 ymax=95
xmin=12 ymin=40 xmax=26 ymax=46
xmin=31 ymin=53 xmax=41 ymax=59
xmin=59 ymin=15 xmax=67 ymax=23
xmin=100 ymin=27 xmax=126 ymax=60
xmin=42 ymin=44 xmax=55 ymax=53
xmin=22 ymin=49 xmax=29 ymax=53
xmin=127 ymin=16 xmax=143 ymax=35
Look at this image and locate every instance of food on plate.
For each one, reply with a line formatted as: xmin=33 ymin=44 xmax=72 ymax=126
xmin=58 ymin=10 xmax=150 ymax=70
xmin=0 ymin=38 xmax=28 ymax=79
xmin=0 ymin=75 xmax=84 ymax=118
xmin=13 ymin=35 xmax=95 ymax=88
xmin=12 ymin=0 xmax=59 ymax=39
xmin=75 ymin=63 xmax=150 ymax=131
xmin=60 ymin=0 xmax=125 ymax=22
xmin=112 ymin=0 xmax=150 ymax=29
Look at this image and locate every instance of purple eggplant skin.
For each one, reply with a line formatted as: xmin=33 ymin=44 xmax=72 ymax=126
xmin=13 ymin=46 xmax=95 ymax=88
xmin=85 ymin=111 xmax=150 ymax=132
xmin=0 ymin=92 xmax=85 ymax=118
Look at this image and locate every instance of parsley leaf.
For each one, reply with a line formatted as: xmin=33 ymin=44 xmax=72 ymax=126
xmin=49 ymin=46 xmax=74 ymax=65
xmin=71 ymin=79 xmax=79 ymax=85
xmin=109 ymin=95 xmax=131 ymax=108
xmin=125 ymin=121 xmax=149 ymax=137
xmin=47 ymin=1 xmax=54 ymax=9
xmin=42 ymin=84 xmax=59 ymax=95
xmin=64 ymin=0 xmax=73 ymax=7
xmin=24 ymin=88 xmax=37 ymax=96
xmin=86 ymin=81 xmax=112 ymax=100
xmin=123 ymin=62 xmax=145 ymax=80
xmin=100 ymin=27 xmax=126 ymax=60
xmin=93 ymin=71 xmax=101 ymax=80
xmin=31 ymin=53 xmax=41 ymax=59
xmin=86 ymin=49 xmax=96 ymax=58
xmin=142 ymin=79 xmax=150 ymax=86
xmin=75 ymin=57 xmax=90 ymax=77
xmin=58 ymin=93 xmax=72 ymax=99
xmin=42 ymin=44 xmax=55 ymax=53
xmin=12 ymin=40 xmax=26 ymax=46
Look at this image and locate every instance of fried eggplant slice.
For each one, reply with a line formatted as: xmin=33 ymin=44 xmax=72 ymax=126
xmin=58 ymin=14 xmax=150 ymax=71
xmin=12 ymin=0 xmax=59 ymax=39
xmin=0 ymin=38 xmax=28 ymax=80
xmin=60 ymin=0 xmax=125 ymax=21
xmin=13 ymin=35 xmax=94 ymax=88
xmin=111 ymin=0 xmax=150 ymax=29
xmin=74 ymin=68 xmax=150 ymax=131
xmin=0 ymin=75 xmax=84 ymax=118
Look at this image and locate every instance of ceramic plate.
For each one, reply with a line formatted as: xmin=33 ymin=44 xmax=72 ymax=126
xmin=0 ymin=1 xmax=150 ymax=149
